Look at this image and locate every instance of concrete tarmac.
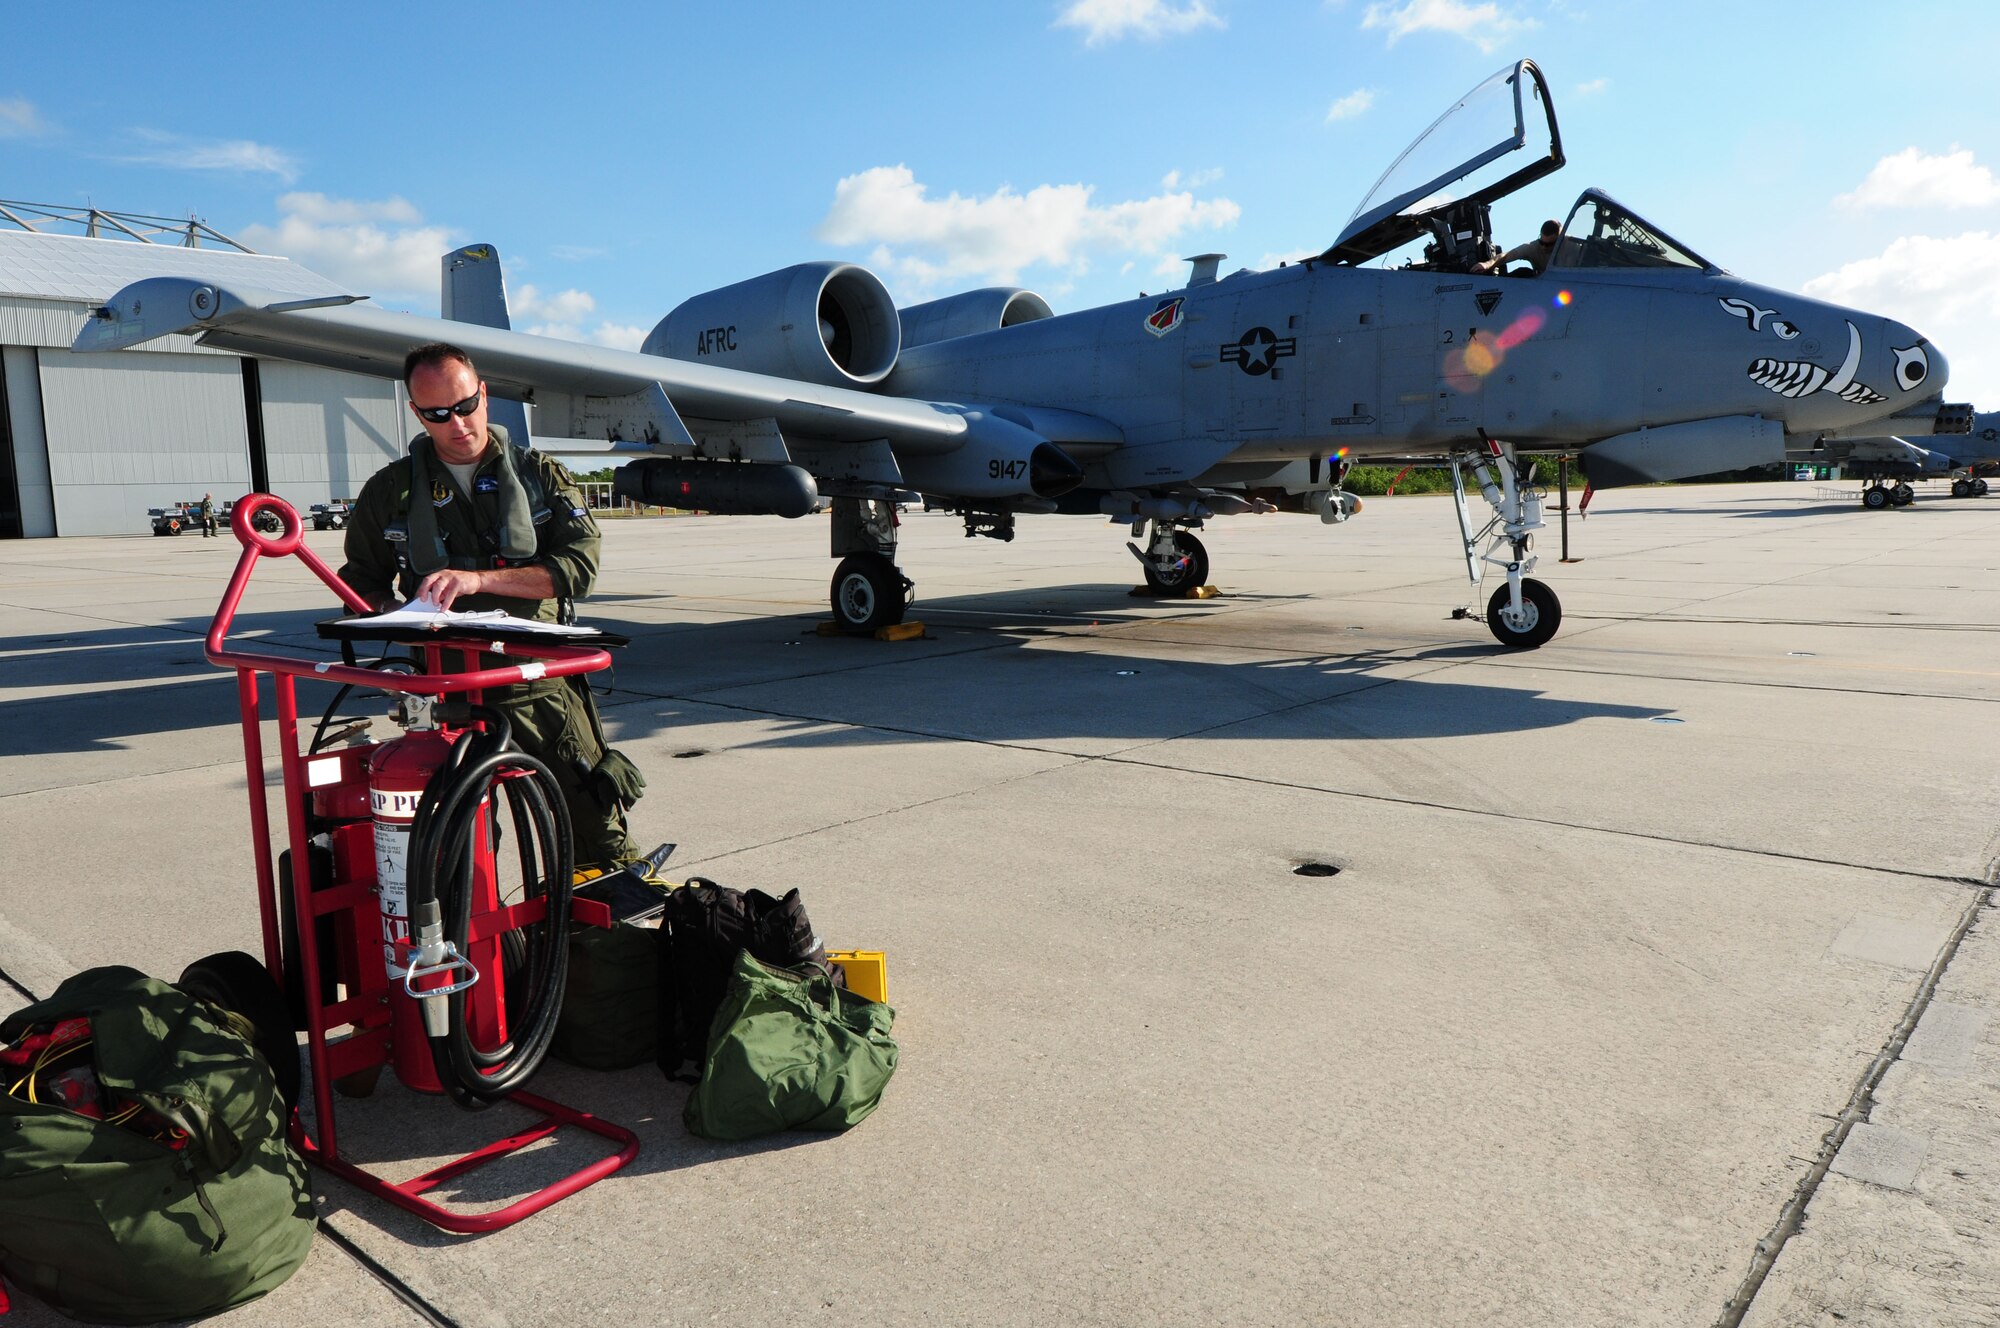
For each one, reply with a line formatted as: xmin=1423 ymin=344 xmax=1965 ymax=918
xmin=0 ymin=479 xmax=1994 ymax=1326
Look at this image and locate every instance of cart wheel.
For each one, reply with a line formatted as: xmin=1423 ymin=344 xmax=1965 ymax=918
xmin=177 ymin=951 xmax=302 ymax=1112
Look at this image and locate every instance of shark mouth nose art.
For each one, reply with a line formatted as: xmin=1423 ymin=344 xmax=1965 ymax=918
xmin=1747 ymin=320 xmax=1885 ymax=405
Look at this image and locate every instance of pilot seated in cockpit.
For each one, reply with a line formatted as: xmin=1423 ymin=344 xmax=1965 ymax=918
xmin=1474 ymin=219 xmax=1561 ymax=276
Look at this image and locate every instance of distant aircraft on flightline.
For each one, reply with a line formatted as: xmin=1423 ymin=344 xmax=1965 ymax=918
xmin=1791 ymin=411 xmax=1999 ymax=508
xmin=77 ymin=60 xmax=1963 ymax=648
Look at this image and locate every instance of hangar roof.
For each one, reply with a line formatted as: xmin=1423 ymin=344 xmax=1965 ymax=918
xmin=0 ymin=229 xmax=352 ymax=306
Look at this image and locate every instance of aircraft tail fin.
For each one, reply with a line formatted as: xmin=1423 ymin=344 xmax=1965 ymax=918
xmin=441 ymin=244 xmax=532 ymax=445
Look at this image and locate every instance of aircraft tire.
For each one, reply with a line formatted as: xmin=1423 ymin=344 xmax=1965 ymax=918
xmin=1862 ymin=486 xmax=1890 ymax=510
xmin=1979 ymin=479 xmax=1991 ymax=497
xmin=1486 ymin=577 xmax=1561 ymax=649
xmin=1953 ymin=479 xmax=1972 ymax=498
xmin=1143 ymin=532 xmax=1209 ymax=595
xmin=1891 ymin=484 xmax=1915 ymax=507
xmin=830 ymin=552 xmax=907 ymax=631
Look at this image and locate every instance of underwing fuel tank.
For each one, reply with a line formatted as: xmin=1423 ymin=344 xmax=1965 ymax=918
xmin=613 ymin=459 xmax=819 ymax=517
xmin=1577 ymin=415 xmax=1786 ymax=488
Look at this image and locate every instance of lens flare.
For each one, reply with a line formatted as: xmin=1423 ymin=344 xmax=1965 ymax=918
xmin=1553 ymin=290 xmax=1573 ymax=307
xmin=1448 ymin=306 xmax=1549 ymax=381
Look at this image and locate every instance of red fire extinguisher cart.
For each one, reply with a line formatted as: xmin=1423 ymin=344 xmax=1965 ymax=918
xmin=206 ymin=494 xmax=639 ymax=1233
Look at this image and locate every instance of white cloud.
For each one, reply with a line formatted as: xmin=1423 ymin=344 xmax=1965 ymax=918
xmin=1804 ymin=231 xmax=2000 ymax=404
xmin=523 ymin=318 xmax=650 ymax=352
xmin=1835 ymin=147 xmax=2000 ymax=211
xmin=1573 ymin=77 xmax=1609 ymax=97
xmin=1359 ymin=0 xmax=1536 ymax=52
xmin=0 ymin=97 xmax=45 ymax=138
xmin=513 ymin=283 xmax=598 ymax=326
xmin=1326 ymin=89 xmax=1376 ymax=122
xmin=1055 ymin=0 xmax=1223 ymax=45
xmin=117 ymin=129 xmax=298 ymax=182
xmin=510 ymin=282 xmax=648 ymax=349
xmin=817 ymin=164 xmax=1240 ymax=297
xmin=272 ymin=192 xmax=423 ymax=226
xmin=1255 ymin=246 xmax=1322 ymax=271
xmin=1162 ymin=167 xmax=1224 ymax=189
xmin=239 ymin=193 xmax=456 ymax=298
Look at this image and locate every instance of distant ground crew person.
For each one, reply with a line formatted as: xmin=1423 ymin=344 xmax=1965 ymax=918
xmin=199 ymin=493 xmax=218 ymax=537
xmin=338 ymin=342 xmax=645 ymax=870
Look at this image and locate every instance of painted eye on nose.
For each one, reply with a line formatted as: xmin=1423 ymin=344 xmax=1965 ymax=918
xmin=1771 ymin=321 xmax=1800 ymax=341
xmin=1893 ymin=343 xmax=1929 ymax=390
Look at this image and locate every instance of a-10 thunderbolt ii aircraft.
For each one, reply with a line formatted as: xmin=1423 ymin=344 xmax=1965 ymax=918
xmin=77 ymin=61 xmax=1962 ymax=648
xmin=1788 ymin=411 xmax=1999 ymax=508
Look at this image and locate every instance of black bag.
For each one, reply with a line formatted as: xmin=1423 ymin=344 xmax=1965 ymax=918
xmin=655 ymin=878 xmax=841 ymax=1079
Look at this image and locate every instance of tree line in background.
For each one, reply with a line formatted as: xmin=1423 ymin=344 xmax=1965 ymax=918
xmin=573 ymin=461 xmax=1794 ymax=502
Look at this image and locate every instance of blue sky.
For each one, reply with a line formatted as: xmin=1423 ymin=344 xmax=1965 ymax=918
xmin=6 ymin=1 xmax=2000 ymax=399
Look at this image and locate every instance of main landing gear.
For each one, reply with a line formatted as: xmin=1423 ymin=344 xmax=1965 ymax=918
xmin=828 ymin=496 xmax=913 ymax=631
xmin=1450 ymin=442 xmax=1561 ymax=649
xmin=1860 ymin=481 xmax=1915 ymax=510
xmin=1128 ymin=521 xmax=1209 ymax=595
xmin=1951 ymin=477 xmax=1990 ymax=499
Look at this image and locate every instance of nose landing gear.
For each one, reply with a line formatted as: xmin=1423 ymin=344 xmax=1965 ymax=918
xmin=1450 ymin=442 xmax=1561 ymax=649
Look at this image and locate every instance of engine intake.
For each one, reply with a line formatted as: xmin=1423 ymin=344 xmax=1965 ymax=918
xmin=643 ymin=262 xmax=899 ymax=388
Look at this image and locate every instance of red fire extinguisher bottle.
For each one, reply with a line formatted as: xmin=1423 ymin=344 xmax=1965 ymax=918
xmin=368 ymin=726 xmax=454 ymax=1093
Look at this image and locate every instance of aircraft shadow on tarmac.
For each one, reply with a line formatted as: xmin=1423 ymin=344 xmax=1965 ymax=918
xmin=1602 ymin=499 xmax=1974 ymax=519
xmin=0 ymin=593 xmax=1670 ymax=762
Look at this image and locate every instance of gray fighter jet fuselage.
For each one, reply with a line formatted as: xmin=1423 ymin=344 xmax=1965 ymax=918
xmin=73 ymin=60 xmax=1960 ymax=649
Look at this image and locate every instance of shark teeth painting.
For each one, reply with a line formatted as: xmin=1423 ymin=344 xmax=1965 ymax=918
xmin=1748 ymin=320 xmax=1885 ymax=405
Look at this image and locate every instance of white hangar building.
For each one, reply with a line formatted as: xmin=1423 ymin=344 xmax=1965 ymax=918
xmin=0 ymin=202 xmax=408 ymax=538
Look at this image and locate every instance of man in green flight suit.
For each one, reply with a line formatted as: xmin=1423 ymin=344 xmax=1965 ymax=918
xmin=339 ymin=342 xmax=643 ymax=870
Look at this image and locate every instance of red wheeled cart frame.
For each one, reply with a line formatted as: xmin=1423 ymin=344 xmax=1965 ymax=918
xmin=207 ymin=494 xmax=638 ymax=1233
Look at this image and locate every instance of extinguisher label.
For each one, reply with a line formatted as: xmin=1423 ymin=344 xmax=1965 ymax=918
xmin=370 ymin=788 xmax=423 ymax=819
xmin=373 ymin=820 xmax=411 ymax=978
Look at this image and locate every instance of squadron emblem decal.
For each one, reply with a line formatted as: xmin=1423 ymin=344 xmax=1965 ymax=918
xmin=431 ymin=480 xmax=453 ymax=507
xmin=1145 ymin=297 xmax=1186 ymax=337
xmin=1475 ymin=290 xmax=1503 ymax=316
xmin=1220 ymin=326 xmax=1296 ymax=376
xmin=1747 ymin=319 xmax=1885 ymax=405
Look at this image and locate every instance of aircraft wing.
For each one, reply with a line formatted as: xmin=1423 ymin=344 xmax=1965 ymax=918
xmin=75 ymin=275 xmax=1078 ymax=459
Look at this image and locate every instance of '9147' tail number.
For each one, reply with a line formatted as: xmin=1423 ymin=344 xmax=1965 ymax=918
xmin=989 ymin=458 xmax=1028 ymax=480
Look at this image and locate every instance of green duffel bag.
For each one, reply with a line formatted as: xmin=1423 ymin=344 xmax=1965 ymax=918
xmin=0 ymin=965 xmax=315 ymax=1324
xmin=684 ymin=951 xmax=898 ymax=1141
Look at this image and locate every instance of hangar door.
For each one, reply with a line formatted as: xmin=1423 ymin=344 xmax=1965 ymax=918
xmin=36 ymin=349 xmax=250 ymax=537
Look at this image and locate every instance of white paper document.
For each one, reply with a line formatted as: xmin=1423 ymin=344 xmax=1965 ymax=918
xmin=338 ymin=597 xmax=603 ymax=636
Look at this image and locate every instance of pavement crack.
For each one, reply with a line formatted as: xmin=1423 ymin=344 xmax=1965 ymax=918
xmin=316 ymin=1219 xmax=463 ymax=1328
xmin=1713 ymin=886 xmax=1994 ymax=1327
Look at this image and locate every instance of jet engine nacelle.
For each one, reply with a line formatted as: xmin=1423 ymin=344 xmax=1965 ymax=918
xmin=898 ymin=410 xmax=1085 ymax=502
xmin=644 ymin=262 xmax=900 ymax=388
xmin=898 ymin=287 xmax=1054 ymax=350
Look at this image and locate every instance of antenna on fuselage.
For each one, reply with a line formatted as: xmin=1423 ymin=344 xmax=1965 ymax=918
xmin=1185 ymin=253 xmax=1225 ymax=287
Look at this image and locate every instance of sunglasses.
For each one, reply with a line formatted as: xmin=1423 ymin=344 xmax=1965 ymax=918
xmin=412 ymin=389 xmax=482 ymax=423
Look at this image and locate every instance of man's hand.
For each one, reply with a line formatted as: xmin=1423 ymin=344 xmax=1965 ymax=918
xmin=412 ymin=564 xmax=558 ymax=611
xmin=414 ymin=568 xmax=484 ymax=611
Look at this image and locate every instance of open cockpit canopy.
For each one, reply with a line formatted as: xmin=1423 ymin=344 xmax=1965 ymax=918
xmin=1322 ymin=60 xmax=1563 ymax=267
